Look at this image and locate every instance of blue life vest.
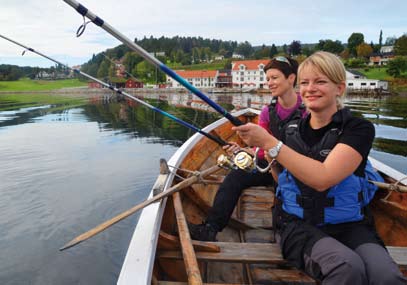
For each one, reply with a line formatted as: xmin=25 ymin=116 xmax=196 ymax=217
xmin=276 ymin=108 xmax=384 ymax=226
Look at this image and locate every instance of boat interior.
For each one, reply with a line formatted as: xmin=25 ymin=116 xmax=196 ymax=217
xmin=152 ymin=112 xmax=407 ymax=284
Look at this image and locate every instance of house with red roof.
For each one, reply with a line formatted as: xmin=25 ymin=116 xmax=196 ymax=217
xmin=231 ymin=59 xmax=270 ymax=89
xmin=166 ymin=70 xmax=218 ymax=88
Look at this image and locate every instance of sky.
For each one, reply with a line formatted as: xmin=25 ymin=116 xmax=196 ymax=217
xmin=0 ymin=0 xmax=406 ymax=68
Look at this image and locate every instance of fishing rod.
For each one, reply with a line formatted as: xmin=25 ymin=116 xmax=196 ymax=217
xmin=62 ymin=0 xmax=243 ymax=126
xmin=0 ymin=34 xmax=228 ymax=146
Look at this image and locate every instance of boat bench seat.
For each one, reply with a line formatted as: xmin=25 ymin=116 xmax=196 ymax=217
xmin=158 ymin=242 xmax=407 ymax=280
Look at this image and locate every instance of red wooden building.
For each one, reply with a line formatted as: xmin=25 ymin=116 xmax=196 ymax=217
xmin=88 ymin=82 xmax=102 ymax=88
xmin=125 ymin=78 xmax=143 ymax=88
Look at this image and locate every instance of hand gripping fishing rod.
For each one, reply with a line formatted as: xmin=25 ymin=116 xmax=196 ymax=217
xmin=0 ymin=34 xmax=228 ymax=146
xmin=62 ymin=0 xmax=243 ymax=126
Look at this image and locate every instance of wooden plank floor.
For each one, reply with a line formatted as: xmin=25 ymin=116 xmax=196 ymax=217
xmin=158 ymin=186 xmax=407 ymax=284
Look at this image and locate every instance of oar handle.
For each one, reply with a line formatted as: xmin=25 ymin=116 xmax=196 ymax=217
xmin=62 ymin=0 xmax=244 ymax=126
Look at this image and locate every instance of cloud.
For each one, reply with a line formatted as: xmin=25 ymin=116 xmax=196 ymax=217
xmin=1 ymin=0 xmax=406 ymax=67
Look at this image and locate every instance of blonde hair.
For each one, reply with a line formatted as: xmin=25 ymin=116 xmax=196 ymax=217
xmin=298 ymin=51 xmax=346 ymax=109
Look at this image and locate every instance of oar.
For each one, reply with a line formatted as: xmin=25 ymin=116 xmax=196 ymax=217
xmin=370 ymin=180 xmax=407 ymax=193
xmin=62 ymin=0 xmax=243 ymax=126
xmin=0 ymin=34 xmax=228 ymax=147
xmin=60 ymin=164 xmax=221 ymax=251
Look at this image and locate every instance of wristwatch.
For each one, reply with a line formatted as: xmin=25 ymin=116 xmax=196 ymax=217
xmin=268 ymin=141 xmax=283 ymax=159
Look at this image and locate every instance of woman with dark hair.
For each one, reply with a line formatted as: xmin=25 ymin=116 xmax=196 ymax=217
xmin=189 ymin=56 xmax=307 ymax=241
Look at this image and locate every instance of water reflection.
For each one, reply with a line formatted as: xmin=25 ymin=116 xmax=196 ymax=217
xmin=0 ymin=93 xmax=405 ymax=168
xmin=0 ymin=92 xmax=405 ymax=285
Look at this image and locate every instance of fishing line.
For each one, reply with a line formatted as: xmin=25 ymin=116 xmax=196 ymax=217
xmin=99 ymin=53 xmax=207 ymax=130
xmin=0 ymin=34 xmax=228 ymax=146
xmin=62 ymin=0 xmax=243 ymax=126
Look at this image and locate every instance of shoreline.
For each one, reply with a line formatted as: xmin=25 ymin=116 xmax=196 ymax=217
xmin=0 ymin=86 xmax=400 ymax=97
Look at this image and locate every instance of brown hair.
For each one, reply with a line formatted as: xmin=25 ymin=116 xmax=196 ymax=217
xmin=263 ymin=56 xmax=299 ymax=78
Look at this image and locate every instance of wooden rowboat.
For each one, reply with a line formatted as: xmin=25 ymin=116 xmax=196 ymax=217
xmin=118 ymin=108 xmax=407 ymax=284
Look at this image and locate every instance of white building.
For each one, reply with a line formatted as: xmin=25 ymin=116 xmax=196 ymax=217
xmin=380 ymin=46 xmax=394 ymax=54
xmin=166 ymin=70 xmax=218 ymax=88
xmin=231 ymin=59 xmax=269 ymax=89
xmin=346 ymin=69 xmax=388 ymax=90
xmin=232 ymin=53 xmax=245 ymax=59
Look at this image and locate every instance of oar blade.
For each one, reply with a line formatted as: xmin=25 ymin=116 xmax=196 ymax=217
xmin=60 ymin=238 xmax=82 ymax=251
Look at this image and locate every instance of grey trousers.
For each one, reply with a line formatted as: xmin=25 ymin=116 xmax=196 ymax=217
xmin=304 ymin=237 xmax=406 ymax=285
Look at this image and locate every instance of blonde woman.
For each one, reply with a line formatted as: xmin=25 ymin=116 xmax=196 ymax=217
xmin=233 ymin=51 xmax=405 ymax=284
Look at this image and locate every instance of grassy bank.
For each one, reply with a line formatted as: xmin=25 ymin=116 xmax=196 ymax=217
xmin=0 ymin=93 xmax=87 ymax=111
xmin=360 ymin=68 xmax=393 ymax=81
xmin=358 ymin=68 xmax=407 ymax=93
xmin=0 ymin=78 xmax=86 ymax=92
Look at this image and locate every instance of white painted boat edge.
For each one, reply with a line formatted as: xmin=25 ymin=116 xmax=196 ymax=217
xmin=117 ymin=108 xmax=257 ymax=284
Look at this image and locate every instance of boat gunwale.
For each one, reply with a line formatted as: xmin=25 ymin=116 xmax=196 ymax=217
xmin=118 ymin=108 xmax=259 ymax=284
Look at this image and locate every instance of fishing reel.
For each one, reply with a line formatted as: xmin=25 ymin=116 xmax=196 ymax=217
xmin=217 ymin=148 xmax=274 ymax=173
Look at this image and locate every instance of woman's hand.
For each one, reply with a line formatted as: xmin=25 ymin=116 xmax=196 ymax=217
xmin=222 ymin=141 xmax=241 ymax=155
xmin=232 ymin=123 xmax=276 ymax=150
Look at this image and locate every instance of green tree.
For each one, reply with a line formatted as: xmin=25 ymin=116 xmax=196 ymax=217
xmin=301 ymin=46 xmax=313 ymax=56
xmin=385 ymin=36 xmax=397 ymax=45
xmin=203 ymin=47 xmax=212 ymax=62
xmin=282 ymin=44 xmax=288 ymax=54
xmin=97 ymin=59 xmax=110 ymax=78
xmin=318 ymin=39 xmax=344 ymax=54
xmin=386 ymin=56 xmax=407 ymax=78
xmin=394 ymin=34 xmax=407 ymax=56
xmin=224 ymin=58 xmax=232 ymax=70
xmin=122 ymin=52 xmax=142 ymax=74
xmin=356 ymin=43 xmax=373 ymax=58
xmin=344 ymin=58 xmax=366 ymax=68
xmin=288 ymin=40 xmax=301 ymax=56
xmin=348 ymin=33 xmax=364 ymax=57
xmin=254 ymin=44 xmax=270 ymax=59
xmin=108 ymin=62 xmax=116 ymax=79
xmin=236 ymin=41 xmax=254 ymax=58
xmin=269 ymin=44 xmax=278 ymax=58
xmin=192 ymin=47 xmax=200 ymax=63
xmin=174 ymin=49 xmax=185 ymax=64
xmin=136 ymin=61 xmax=156 ymax=82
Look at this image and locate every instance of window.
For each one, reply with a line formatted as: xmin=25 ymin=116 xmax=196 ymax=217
xmin=260 ymin=77 xmax=263 ymax=81
xmin=240 ymin=77 xmax=244 ymax=81
xmin=240 ymin=71 xmax=244 ymax=75
xmin=348 ymin=83 xmax=354 ymax=86
xmin=361 ymin=83 xmax=367 ymax=86
xmin=370 ymin=82 xmax=376 ymax=86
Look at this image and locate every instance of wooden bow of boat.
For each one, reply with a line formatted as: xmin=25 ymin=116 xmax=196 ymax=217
xmin=118 ymin=108 xmax=407 ymax=284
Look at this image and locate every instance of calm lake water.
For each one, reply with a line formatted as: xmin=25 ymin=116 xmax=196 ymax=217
xmin=0 ymin=92 xmax=406 ymax=285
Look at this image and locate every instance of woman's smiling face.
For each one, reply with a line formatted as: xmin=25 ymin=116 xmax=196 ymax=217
xmin=299 ymin=65 xmax=344 ymax=113
xmin=266 ymin=68 xmax=295 ymax=97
